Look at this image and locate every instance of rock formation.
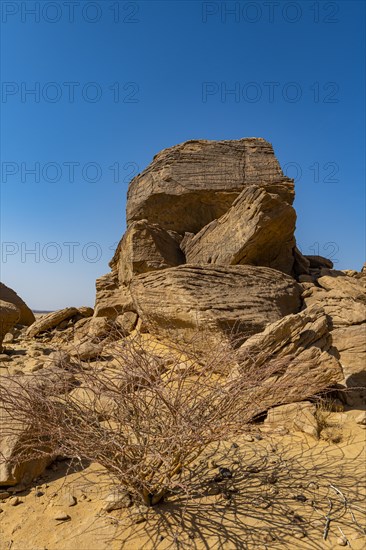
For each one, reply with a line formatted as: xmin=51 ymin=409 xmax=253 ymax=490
xmin=0 ymin=283 xmax=35 ymax=326
xmin=89 ymin=137 xmax=364 ymax=394
xmin=3 ymin=137 xmax=363 ymax=493
xmin=0 ymin=300 xmax=20 ymax=351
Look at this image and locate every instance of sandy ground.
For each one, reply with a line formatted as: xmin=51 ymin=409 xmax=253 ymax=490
xmin=0 ymin=409 xmax=365 ymax=550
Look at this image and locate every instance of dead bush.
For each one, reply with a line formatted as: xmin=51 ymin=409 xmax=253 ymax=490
xmin=0 ymin=331 xmax=339 ymax=507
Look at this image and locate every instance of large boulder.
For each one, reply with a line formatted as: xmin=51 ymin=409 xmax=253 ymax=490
xmin=0 ymin=283 xmax=35 ymax=326
xmin=26 ymin=307 xmax=78 ymax=338
xmin=233 ymin=306 xmax=343 ymax=408
xmin=110 ymin=220 xmax=184 ymax=285
xmin=184 ymin=185 xmax=296 ymax=275
xmin=126 ymin=138 xmax=294 ymax=234
xmin=236 ymin=305 xmax=332 ymax=363
xmin=130 ymin=265 xmax=302 ymax=347
xmin=0 ymin=300 xmax=20 ymax=350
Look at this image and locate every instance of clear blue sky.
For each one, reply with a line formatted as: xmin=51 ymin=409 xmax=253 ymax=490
xmin=1 ymin=0 xmax=365 ymax=310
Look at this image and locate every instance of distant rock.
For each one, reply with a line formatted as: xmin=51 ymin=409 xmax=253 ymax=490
xmin=26 ymin=307 xmax=79 ymax=338
xmin=0 ymin=283 xmax=35 ymax=326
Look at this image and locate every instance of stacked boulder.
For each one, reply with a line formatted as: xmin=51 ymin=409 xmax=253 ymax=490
xmin=93 ymin=137 xmax=364 ymax=395
xmin=95 ymin=138 xmax=304 ymax=335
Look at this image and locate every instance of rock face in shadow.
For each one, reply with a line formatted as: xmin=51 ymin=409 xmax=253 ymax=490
xmin=130 ymin=265 xmax=302 ymax=347
xmin=0 ymin=283 xmax=35 ymax=326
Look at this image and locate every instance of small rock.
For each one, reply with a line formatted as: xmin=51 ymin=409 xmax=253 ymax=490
xmin=3 ymin=333 xmax=14 ymax=343
xmin=53 ymin=511 xmax=70 ymax=521
xmin=355 ymin=412 xmax=366 ymax=425
xmin=0 ymin=354 xmax=11 ymax=362
xmin=292 ymin=528 xmax=306 ymax=539
xmin=231 ymin=442 xmax=239 ymax=449
xmin=293 ymin=494 xmax=307 ymax=502
xmin=336 ymin=536 xmax=348 ymax=546
xmin=243 ymin=434 xmax=254 ymax=442
xmin=35 ymin=490 xmax=45 ymax=497
xmin=131 ymin=505 xmax=148 ymax=524
xmin=0 ymin=507 xmax=3 ymax=513
xmin=9 ymin=496 xmax=21 ymax=506
xmin=58 ymin=493 xmax=77 ymax=507
xmin=0 ymin=491 xmax=10 ymax=500
xmin=102 ymin=489 xmax=131 ymax=512
xmin=30 ymin=363 xmax=44 ymax=372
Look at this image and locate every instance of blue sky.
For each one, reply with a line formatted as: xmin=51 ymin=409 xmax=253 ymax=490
xmin=1 ymin=0 xmax=365 ymax=310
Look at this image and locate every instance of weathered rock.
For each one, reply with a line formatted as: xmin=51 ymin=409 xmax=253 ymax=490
xmin=77 ymin=306 xmax=94 ymax=318
xmin=130 ymin=265 xmax=301 ymax=347
xmin=232 ymin=306 xmax=343 ymax=408
xmin=48 ymin=350 xmax=72 ymax=369
xmin=26 ymin=308 xmax=78 ymax=338
xmin=94 ymin=272 xmax=134 ymax=319
xmin=115 ymin=312 xmax=138 ymax=335
xmin=292 ymin=246 xmax=311 ymax=276
xmin=236 ymin=305 xmax=332 ymax=363
xmin=102 ymin=488 xmax=132 ymax=512
xmin=74 ymin=316 xmax=115 ymax=343
xmin=305 ymin=255 xmax=333 ymax=270
xmin=110 ymin=220 xmax=184 ymax=284
xmin=185 ymin=185 xmax=296 ymax=274
xmin=127 ymin=138 xmax=294 ymax=234
xmin=0 ymin=300 xmax=20 ymax=350
xmin=330 ymin=324 xmax=366 ymax=389
xmin=303 ymin=272 xmax=366 ymax=327
xmin=265 ymin=401 xmax=319 ymax=438
xmin=0 ymin=283 xmax=35 ymax=326
xmin=53 ymin=511 xmax=70 ymax=521
xmin=69 ymin=340 xmax=103 ymax=361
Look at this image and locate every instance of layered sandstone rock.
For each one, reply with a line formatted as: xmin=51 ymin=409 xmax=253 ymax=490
xmin=26 ymin=307 xmax=79 ymax=338
xmin=94 ymin=272 xmax=134 ymax=319
xmin=126 ymin=138 xmax=294 ymax=234
xmin=130 ymin=265 xmax=301 ymax=346
xmin=303 ymin=272 xmax=366 ymax=327
xmin=110 ymin=220 xmax=184 ymax=284
xmin=232 ymin=305 xmax=343 ymax=407
xmin=184 ymin=185 xmax=296 ymax=274
xmin=0 ymin=283 xmax=35 ymax=326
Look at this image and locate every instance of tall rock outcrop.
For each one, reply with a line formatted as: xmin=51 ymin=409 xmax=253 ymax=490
xmin=94 ymin=138 xmax=302 ymax=320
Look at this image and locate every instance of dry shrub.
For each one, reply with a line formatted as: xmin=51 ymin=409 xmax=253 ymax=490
xmin=0 ymin=331 xmax=337 ymax=506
